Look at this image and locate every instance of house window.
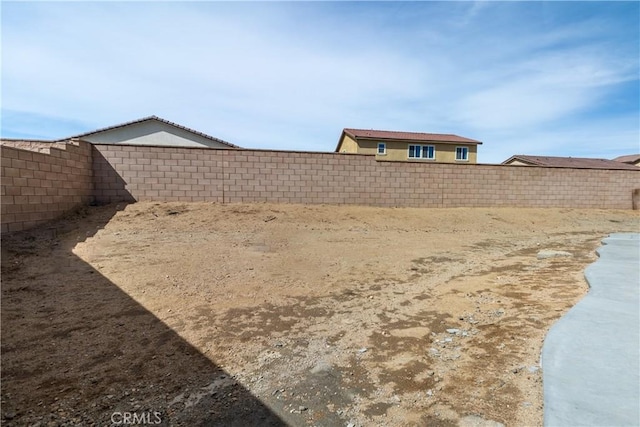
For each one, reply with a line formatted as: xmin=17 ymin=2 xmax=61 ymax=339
xmin=408 ymin=145 xmax=435 ymax=160
xmin=456 ymin=147 xmax=469 ymax=161
xmin=377 ymin=143 xmax=386 ymax=155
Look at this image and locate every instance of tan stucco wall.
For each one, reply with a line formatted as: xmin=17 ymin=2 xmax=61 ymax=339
xmin=82 ymin=121 xmax=231 ymax=148
xmin=337 ymin=134 xmax=359 ymax=153
xmin=350 ymin=139 xmax=378 ymax=155
xmin=337 ymin=134 xmax=478 ymax=163
xmin=352 ymin=139 xmax=478 ymax=163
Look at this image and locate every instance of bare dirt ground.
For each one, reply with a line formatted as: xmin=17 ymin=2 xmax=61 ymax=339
xmin=2 ymin=202 xmax=638 ymax=426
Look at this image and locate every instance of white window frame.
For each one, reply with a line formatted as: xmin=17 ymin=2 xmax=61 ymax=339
xmin=408 ymin=144 xmax=435 ymax=160
xmin=455 ymin=146 xmax=469 ymax=161
xmin=377 ymin=142 xmax=386 ymax=155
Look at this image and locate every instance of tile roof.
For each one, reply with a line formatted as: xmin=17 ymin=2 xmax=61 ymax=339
xmin=503 ymin=155 xmax=640 ymax=170
xmin=612 ymin=154 xmax=640 ymax=164
xmin=55 ymin=115 xmax=239 ymax=147
xmin=343 ymin=128 xmax=482 ymax=144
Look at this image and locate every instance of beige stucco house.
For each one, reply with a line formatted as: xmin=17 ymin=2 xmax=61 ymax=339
xmin=62 ymin=116 xmax=238 ymax=148
xmin=335 ymin=128 xmax=482 ymax=163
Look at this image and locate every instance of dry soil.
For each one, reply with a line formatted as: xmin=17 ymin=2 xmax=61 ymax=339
xmin=2 ymin=202 xmax=638 ymax=426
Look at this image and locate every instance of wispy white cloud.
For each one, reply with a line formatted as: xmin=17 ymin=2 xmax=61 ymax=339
xmin=1 ymin=1 xmax=638 ymax=162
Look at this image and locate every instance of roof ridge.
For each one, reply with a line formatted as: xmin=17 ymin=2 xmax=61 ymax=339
xmin=55 ymin=115 xmax=238 ymax=147
xmin=342 ymin=128 xmax=482 ymax=144
xmin=613 ymin=154 xmax=640 ymax=162
xmin=514 ymin=154 xmax=614 ymax=161
xmin=345 ymin=127 xmax=461 ymax=136
xmin=503 ymin=154 xmax=640 ymax=170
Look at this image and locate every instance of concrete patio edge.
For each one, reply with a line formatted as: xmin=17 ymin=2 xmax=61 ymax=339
xmin=542 ymin=233 xmax=640 ymax=426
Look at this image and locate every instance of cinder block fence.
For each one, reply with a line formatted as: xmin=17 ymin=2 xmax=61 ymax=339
xmin=1 ymin=141 xmax=92 ymax=233
xmin=2 ymin=139 xmax=640 ymax=233
xmin=91 ymin=144 xmax=640 ymax=209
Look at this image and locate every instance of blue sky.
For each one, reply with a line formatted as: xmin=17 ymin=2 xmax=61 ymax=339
xmin=2 ymin=1 xmax=638 ymax=163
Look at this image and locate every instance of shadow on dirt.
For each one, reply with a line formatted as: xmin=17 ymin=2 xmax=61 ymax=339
xmin=1 ymin=204 xmax=286 ymax=426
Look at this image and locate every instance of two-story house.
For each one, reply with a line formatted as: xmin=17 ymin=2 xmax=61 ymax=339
xmin=335 ymin=128 xmax=482 ymax=163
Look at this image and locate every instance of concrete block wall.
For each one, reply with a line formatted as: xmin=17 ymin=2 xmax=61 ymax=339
xmin=1 ymin=141 xmax=93 ymax=233
xmin=92 ymin=145 xmax=224 ymax=203
xmin=222 ymin=150 xmax=446 ymax=207
xmin=92 ymin=145 xmax=640 ymax=209
xmin=2 ymin=140 xmax=638 ymax=234
xmin=438 ymin=164 xmax=635 ymax=208
xmin=0 ymin=140 xmax=58 ymax=153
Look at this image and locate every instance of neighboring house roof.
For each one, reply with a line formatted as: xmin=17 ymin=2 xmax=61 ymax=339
xmin=55 ymin=115 xmax=239 ymax=148
xmin=612 ymin=154 xmax=640 ymax=165
xmin=342 ymin=128 xmax=482 ymax=145
xmin=502 ymin=155 xmax=640 ymax=170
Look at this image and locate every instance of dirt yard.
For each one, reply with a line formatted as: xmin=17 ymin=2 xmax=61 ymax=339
xmin=2 ymin=202 xmax=638 ymax=426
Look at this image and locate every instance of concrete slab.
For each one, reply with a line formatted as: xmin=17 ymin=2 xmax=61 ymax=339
xmin=542 ymin=233 xmax=640 ymax=426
